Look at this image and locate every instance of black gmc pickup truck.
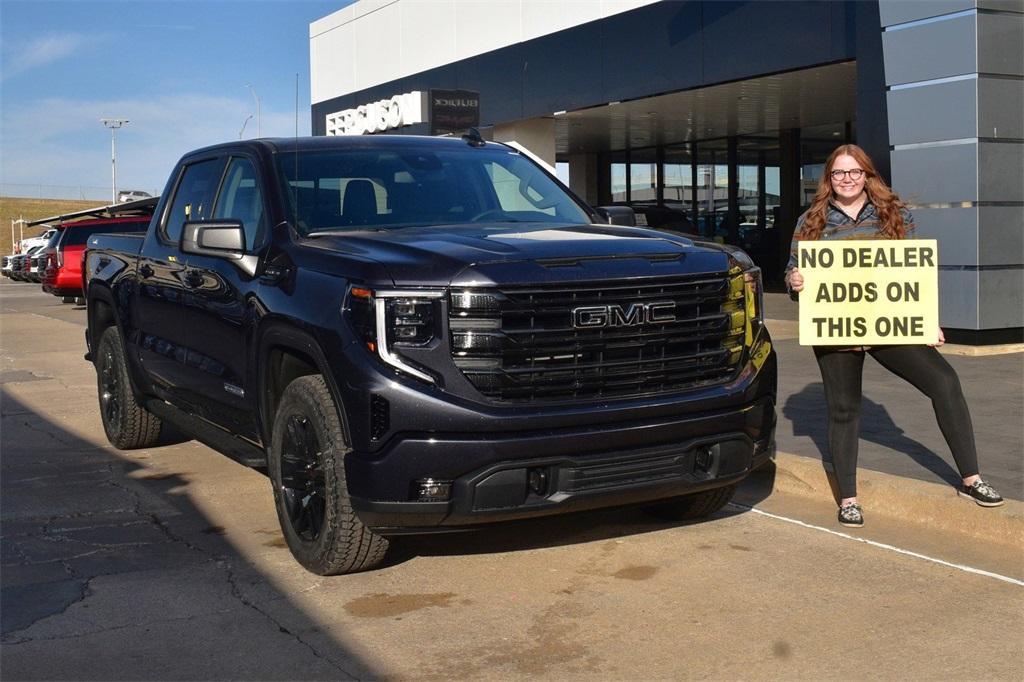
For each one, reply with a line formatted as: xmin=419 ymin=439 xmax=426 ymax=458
xmin=85 ymin=134 xmax=776 ymax=574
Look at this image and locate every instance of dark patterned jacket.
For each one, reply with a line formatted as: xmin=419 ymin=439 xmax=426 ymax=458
xmin=785 ymin=200 xmax=916 ymax=286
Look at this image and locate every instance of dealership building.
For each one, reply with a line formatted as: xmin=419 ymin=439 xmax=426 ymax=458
xmin=309 ymin=0 xmax=1023 ymax=343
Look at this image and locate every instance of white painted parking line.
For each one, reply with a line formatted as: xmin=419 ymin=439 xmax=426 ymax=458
xmin=729 ymin=502 xmax=1024 ymax=587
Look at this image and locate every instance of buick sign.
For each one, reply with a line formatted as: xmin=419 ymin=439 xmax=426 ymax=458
xmin=430 ymin=88 xmax=480 ymax=136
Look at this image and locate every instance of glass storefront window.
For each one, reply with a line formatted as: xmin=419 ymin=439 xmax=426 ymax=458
xmin=735 ymin=137 xmax=780 ymax=257
xmin=663 ymin=143 xmax=692 ymax=207
xmin=610 ymin=151 xmax=627 ymax=202
xmin=695 ymin=139 xmax=728 ymax=240
xmin=801 ymin=123 xmax=846 ymax=208
xmin=629 ymin=148 xmax=658 ymax=202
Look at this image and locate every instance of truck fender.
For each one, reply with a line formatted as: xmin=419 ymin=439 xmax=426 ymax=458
xmin=255 ymin=321 xmax=352 ymax=452
xmin=86 ymin=284 xmax=151 ymax=406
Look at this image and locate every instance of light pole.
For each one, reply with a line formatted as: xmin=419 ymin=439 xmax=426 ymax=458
xmin=239 ymin=114 xmax=253 ymax=139
xmin=101 ymin=118 xmax=130 ymax=204
xmin=245 ymin=83 xmax=261 ymax=138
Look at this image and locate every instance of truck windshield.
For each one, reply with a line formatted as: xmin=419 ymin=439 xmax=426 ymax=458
xmin=276 ymin=145 xmax=592 ymax=235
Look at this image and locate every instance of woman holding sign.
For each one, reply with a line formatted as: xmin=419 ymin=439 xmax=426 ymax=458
xmin=785 ymin=144 xmax=1003 ymax=528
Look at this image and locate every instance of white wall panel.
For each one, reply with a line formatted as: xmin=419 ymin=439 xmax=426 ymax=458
xmin=310 ymin=4 xmax=355 ymax=37
xmin=353 ymin=0 xmax=401 ymax=21
xmin=353 ymin=2 xmax=405 ymax=92
xmin=601 ymin=1 xmax=663 ymax=19
xmin=456 ymin=2 xmax=521 ymax=61
xmin=311 ymin=0 xmax=663 ymax=103
xmin=310 ymin=22 xmax=356 ymax=104
xmin=401 ymin=1 xmax=458 ymax=77
xmin=521 ymin=1 xmax=604 ymax=41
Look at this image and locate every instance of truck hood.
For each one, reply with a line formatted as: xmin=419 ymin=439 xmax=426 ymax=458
xmin=304 ymin=222 xmax=732 ymax=287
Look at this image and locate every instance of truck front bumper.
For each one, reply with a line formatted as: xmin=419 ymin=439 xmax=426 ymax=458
xmin=348 ymin=394 xmax=775 ymax=532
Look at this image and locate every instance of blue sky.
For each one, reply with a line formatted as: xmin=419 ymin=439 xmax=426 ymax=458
xmin=1 ymin=0 xmax=353 ymax=199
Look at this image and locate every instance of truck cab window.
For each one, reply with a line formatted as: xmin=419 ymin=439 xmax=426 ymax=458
xmin=163 ymin=159 xmax=224 ymax=244
xmin=214 ymin=157 xmax=265 ymax=249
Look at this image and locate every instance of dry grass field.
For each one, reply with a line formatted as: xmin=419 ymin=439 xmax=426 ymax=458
xmin=1 ymin=196 xmax=104 ymax=254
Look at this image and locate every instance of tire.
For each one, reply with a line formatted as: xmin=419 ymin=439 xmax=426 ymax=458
xmin=643 ymin=483 xmax=737 ymax=522
xmin=268 ymin=375 xmax=388 ymax=575
xmin=61 ymin=296 xmax=75 ymax=303
xmin=95 ymin=326 xmax=162 ymax=449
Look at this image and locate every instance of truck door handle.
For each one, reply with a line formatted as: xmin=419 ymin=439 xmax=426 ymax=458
xmin=139 ymin=264 xmax=154 ymax=278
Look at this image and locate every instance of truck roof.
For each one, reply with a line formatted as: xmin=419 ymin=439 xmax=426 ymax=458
xmin=185 ymin=134 xmax=508 ymax=158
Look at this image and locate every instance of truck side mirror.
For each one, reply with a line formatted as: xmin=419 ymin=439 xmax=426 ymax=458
xmin=183 ymin=221 xmax=244 ymax=254
xmin=181 ymin=220 xmax=258 ymax=277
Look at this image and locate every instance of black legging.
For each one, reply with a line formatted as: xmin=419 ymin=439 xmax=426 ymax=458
xmin=813 ymin=345 xmax=979 ymax=498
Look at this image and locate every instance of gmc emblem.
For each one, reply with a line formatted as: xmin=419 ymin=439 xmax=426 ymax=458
xmin=572 ymin=301 xmax=676 ymax=328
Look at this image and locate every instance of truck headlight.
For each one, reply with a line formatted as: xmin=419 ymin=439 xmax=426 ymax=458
xmin=723 ymin=261 xmax=764 ymax=360
xmin=345 ymin=287 xmax=443 ymax=383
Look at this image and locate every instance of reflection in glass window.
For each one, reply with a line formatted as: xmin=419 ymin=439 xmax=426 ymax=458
xmin=629 ymin=148 xmax=657 ymax=202
xmin=277 ymin=145 xmax=590 ymax=234
xmin=214 ymin=158 xmax=265 ymax=249
xmin=663 ymin=144 xmax=692 ymax=206
xmin=164 ymin=159 xmax=223 ymax=244
xmin=610 ymin=154 xmax=627 ymax=202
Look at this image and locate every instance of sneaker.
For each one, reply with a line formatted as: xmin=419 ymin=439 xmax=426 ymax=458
xmin=958 ymin=480 xmax=1004 ymax=507
xmin=838 ymin=503 xmax=864 ymax=527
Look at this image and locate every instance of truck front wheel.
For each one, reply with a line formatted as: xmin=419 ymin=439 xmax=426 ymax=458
xmin=268 ymin=375 xmax=388 ymax=575
xmin=95 ymin=326 xmax=163 ymax=449
xmin=643 ymin=483 xmax=738 ymax=522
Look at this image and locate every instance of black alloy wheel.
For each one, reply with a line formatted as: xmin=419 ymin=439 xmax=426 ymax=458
xmin=94 ymin=326 xmax=162 ymax=449
xmin=279 ymin=414 xmax=327 ymax=542
xmin=269 ymin=375 xmax=388 ymax=575
xmin=98 ymin=345 xmax=123 ymax=433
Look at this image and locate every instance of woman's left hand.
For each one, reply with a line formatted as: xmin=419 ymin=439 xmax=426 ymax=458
xmin=929 ymin=328 xmax=945 ymax=347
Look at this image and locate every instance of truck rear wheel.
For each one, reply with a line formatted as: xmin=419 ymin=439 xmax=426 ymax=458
xmin=96 ymin=326 xmax=162 ymax=449
xmin=643 ymin=483 xmax=738 ymax=522
xmin=268 ymin=375 xmax=388 ymax=575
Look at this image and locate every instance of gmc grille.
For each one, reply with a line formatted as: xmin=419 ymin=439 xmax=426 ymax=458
xmin=449 ymin=274 xmax=745 ymax=403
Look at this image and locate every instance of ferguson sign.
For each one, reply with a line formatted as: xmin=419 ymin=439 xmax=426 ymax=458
xmin=325 ymin=91 xmax=428 ymax=135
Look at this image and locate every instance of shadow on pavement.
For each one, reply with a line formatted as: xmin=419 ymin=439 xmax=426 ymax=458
xmin=782 ymin=381 xmax=962 ymax=488
xmin=0 ymin=392 xmax=375 ymax=680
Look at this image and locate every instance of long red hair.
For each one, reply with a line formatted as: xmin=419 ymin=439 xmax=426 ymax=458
xmin=798 ymin=144 xmax=908 ymax=241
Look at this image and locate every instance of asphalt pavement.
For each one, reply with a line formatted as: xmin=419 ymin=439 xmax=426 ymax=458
xmin=2 ymin=280 xmax=1022 ymax=680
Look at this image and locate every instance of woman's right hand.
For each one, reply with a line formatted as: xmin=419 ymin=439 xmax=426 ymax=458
xmin=787 ymin=267 xmax=804 ymax=293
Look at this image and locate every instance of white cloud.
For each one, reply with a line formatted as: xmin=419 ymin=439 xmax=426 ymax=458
xmin=2 ymin=32 xmax=100 ymax=81
xmin=1 ymin=93 xmax=312 ymax=194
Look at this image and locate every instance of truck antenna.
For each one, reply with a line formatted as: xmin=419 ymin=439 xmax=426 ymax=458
xmin=293 ymin=73 xmax=299 ymax=228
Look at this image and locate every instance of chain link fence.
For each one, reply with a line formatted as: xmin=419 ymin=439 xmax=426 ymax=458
xmin=1 ymin=184 xmax=160 ymax=202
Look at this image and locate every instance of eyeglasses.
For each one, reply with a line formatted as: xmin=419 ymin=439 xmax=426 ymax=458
xmin=830 ymin=169 xmax=865 ymax=181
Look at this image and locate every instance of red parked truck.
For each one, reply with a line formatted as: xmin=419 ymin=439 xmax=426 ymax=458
xmin=30 ymin=198 xmax=157 ymax=300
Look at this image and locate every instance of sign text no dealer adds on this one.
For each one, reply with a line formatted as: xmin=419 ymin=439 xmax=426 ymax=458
xmin=797 ymin=239 xmax=939 ymax=346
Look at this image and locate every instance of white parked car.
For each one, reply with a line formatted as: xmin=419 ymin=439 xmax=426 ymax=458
xmin=16 ymin=228 xmax=57 ymax=254
xmin=117 ymin=190 xmax=152 ymax=203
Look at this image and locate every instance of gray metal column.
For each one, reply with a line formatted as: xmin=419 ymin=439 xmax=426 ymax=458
xmin=880 ymin=0 xmax=1024 ymax=342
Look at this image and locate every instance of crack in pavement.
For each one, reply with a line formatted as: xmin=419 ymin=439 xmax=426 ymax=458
xmin=1 ymin=577 xmax=92 ymax=644
xmin=17 ymin=418 xmax=104 ymax=450
xmin=221 ymin=561 xmax=359 ymax=680
xmin=1 ymin=612 xmax=211 ymax=646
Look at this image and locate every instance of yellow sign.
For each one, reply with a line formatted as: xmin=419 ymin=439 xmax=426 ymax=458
xmin=798 ymin=239 xmax=939 ymax=346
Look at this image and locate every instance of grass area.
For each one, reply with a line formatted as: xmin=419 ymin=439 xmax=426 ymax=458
xmin=0 ymin=196 xmax=105 ymax=254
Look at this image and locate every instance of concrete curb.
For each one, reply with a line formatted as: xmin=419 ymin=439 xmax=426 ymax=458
xmin=767 ymin=450 xmax=1024 ymax=549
